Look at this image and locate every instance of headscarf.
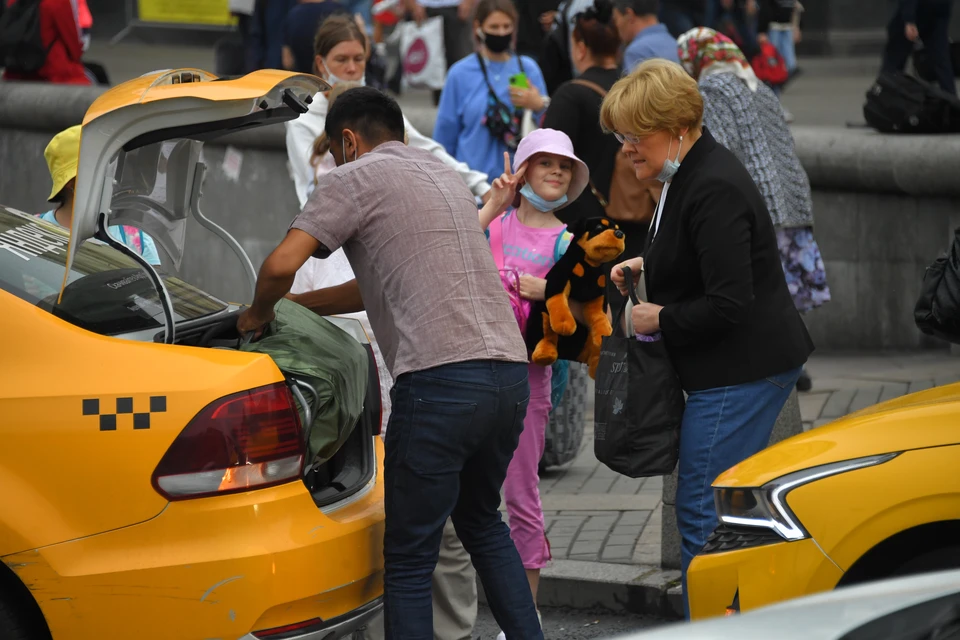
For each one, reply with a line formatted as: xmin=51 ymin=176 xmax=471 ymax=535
xmin=677 ymin=27 xmax=759 ymax=93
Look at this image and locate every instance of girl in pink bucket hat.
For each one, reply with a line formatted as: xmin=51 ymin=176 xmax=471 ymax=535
xmin=477 ymin=128 xmax=589 ymax=629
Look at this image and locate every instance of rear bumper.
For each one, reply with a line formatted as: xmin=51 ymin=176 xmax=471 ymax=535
xmin=241 ymin=597 xmax=383 ymax=640
xmin=687 ymin=537 xmax=843 ymax=619
xmin=4 ymin=440 xmax=386 ymax=640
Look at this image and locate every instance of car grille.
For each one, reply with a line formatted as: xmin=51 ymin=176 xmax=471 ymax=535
xmin=701 ymin=523 xmax=784 ymax=554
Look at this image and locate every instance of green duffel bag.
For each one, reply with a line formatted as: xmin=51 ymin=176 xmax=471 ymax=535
xmin=241 ymin=298 xmax=368 ymax=467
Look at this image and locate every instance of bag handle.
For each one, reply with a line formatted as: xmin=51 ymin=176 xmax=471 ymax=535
xmin=611 ymin=265 xmax=641 ymax=338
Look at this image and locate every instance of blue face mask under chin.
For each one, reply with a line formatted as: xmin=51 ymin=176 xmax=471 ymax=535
xmin=657 ymin=135 xmax=684 ymax=183
xmin=520 ymin=183 xmax=568 ymax=212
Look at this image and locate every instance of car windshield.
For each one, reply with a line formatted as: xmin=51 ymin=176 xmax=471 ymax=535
xmin=0 ymin=207 xmax=227 ymax=336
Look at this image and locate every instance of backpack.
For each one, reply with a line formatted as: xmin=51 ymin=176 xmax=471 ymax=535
xmin=571 ymin=79 xmax=655 ymax=223
xmin=915 ymin=226 xmax=960 ymax=345
xmin=863 ymin=71 xmax=960 ymax=134
xmin=751 ymin=41 xmax=789 ymax=86
xmin=0 ymin=0 xmax=47 ymax=74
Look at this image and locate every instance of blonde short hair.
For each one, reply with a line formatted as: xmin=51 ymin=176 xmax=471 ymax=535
xmin=600 ymin=58 xmax=704 ymax=138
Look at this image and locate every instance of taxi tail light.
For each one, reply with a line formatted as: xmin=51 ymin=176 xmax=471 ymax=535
xmin=152 ymin=383 xmax=304 ymax=500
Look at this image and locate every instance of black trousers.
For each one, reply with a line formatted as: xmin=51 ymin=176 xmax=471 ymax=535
xmin=882 ymin=0 xmax=956 ymax=95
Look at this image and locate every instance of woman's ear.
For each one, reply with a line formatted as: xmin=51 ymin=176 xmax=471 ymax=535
xmin=314 ymin=54 xmax=326 ymax=77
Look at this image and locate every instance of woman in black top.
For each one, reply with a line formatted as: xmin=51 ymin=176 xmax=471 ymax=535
xmin=601 ymin=58 xmax=814 ymax=618
xmin=543 ymin=0 xmax=652 ymax=300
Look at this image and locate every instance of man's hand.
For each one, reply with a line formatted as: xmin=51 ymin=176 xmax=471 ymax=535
xmin=237 ymin=304 xmax=276 ymax=337
xmin=905 ymin=23 xmax=919 ymax=42
xmin=745 ymin=0 xmax=758 ymax=16
xmin=458 ymin=0 xmax=475 ymax=21
xmin=519 ymin=275 xmax=546 ymax=301
xmin=241 ymin=228 xmax=319 ymax=337
xmin=510 ymin=85 xmax=545 ymax=111
xmin=631 ymin=301 xmax=663 ymax=335
xmin=720 ymin=0 xmax=734 ymax=10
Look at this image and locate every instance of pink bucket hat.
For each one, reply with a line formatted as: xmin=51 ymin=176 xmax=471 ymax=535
xmin=512 ymin=128 xmax=590 ymax=209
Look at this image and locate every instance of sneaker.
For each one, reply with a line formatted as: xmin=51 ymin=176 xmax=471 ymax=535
xmin=496 ymin=610 xmax=542 ymax=639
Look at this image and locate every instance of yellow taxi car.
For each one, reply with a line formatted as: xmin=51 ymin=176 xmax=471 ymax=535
xmin=687 ymin=385 xmax=960 ymax=620
xmin=0 ymin=69 xmax=386 ymax=639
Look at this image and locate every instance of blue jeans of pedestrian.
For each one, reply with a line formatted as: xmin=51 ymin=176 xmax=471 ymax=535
xmin=382 ymin=360 xmax=543 ymax=640
xmin=677 ymin=367 xmax=802 ymax=618
xmin=769 ymin=27 xmax=797 ymax=73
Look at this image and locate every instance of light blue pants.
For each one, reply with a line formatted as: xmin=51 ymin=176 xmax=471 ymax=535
xmin=769 ymin=27 xmax=797 ymax=73
xmin=677 ymin=367 xmax=802 ymax=618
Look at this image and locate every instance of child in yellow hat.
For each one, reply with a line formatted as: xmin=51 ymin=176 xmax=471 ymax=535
xmin=38 ymin=125 xmax=160 ymax=265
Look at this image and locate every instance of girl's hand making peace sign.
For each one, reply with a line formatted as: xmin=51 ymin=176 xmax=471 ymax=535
xmin=487 ymin=151 xmax=527 ymax=216
xmin=478 ymin=152 xmax=527 ymax=231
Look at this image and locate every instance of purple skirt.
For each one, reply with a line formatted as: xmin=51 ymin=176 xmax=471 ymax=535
xmin=777 ymin=226 xmax=831 ymax=314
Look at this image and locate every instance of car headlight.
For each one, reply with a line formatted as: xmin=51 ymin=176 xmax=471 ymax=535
xmin=714 ymin=453 xmax=900 ymax=541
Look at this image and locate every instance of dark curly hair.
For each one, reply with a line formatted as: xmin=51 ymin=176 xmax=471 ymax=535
xmin=573 ymin=0 xmax=621 ymax=58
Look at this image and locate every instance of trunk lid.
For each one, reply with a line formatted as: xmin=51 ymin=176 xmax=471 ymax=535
xmin=62 ymin=68 xmax=327 ymax=296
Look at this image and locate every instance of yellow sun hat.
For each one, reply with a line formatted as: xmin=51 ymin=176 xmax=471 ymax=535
xmin=44 ymin=125 xmax=82 ymax=202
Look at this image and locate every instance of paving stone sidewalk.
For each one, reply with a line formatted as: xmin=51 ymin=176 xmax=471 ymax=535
xmin=520 ymin=353 xmax=960 ymax=570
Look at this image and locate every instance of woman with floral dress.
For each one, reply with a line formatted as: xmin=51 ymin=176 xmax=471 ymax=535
xmin=677 ymin=27 xmax=829 ymax=390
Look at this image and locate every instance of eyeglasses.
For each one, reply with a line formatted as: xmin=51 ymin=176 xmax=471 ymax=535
xmin=613 ymin=131 xmax=642 ymax=144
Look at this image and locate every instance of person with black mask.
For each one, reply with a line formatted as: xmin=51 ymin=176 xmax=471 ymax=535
xmin=434 ymin=0 xmax=550 ymax=182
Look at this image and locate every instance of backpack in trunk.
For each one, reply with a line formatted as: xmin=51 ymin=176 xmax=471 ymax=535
xmin=864 ymin=71 xmax=960 ymax=134
xmin=572 ymin=79 xmax=655 ymax=223
xmin=0 ymin=0 xmax=46 ymax=74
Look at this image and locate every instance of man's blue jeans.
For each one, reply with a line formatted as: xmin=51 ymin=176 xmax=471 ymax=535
xmin=382 ymin=360 xmax=543 ymax=640
xmin=677 ymin=367 xmax=802 ymax=618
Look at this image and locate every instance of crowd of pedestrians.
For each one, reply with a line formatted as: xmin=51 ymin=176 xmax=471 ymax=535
xmin=26 ymin=0 xmax=838 ymax=636
xmin=227 ymin=0 xmax=825 ymax=635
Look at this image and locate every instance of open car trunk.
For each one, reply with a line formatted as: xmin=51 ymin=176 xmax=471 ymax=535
xmin=172 ymin=306 xmax=380 ymax=509
xmin=58 ymin=68 xmax=382 ymax=510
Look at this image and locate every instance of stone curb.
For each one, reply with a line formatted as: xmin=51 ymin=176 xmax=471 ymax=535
xmin=477 ymin=560 xmax=684 ymax=620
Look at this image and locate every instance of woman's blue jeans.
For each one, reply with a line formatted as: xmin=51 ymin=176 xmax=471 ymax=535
xmin=677 ymin=367 xmax=802 ymax=618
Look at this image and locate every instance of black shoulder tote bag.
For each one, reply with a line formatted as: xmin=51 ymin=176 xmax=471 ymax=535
xmin=594 ymin=267 xmax=685 ymax=478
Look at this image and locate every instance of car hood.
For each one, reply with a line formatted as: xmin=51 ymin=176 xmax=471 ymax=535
xmin=63 ymin=68 xmax=327 ymax=294
xmin=713 ymin=383 xmax=960 ymax=488
xmin=624 ymin=569 xmax=960 ymax=639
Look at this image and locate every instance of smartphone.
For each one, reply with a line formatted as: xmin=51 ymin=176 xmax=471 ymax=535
xmin=509 ymin=73 xmax=530 ymax=89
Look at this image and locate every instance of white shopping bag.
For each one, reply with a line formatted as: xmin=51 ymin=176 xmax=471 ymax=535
xmin=396 ymin=16 xmax=447 ymax=91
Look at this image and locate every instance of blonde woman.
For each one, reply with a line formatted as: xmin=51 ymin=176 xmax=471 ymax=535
xmin=603 ymin=59 xmax=813 ymax=618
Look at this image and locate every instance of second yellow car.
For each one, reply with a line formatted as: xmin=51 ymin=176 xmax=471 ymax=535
xmin=688 ymin=383 xmax=960 ymax=619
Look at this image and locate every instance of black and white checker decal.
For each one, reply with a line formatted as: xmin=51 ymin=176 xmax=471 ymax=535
xmin=83 ymin=396 xmax=167 ymax=431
